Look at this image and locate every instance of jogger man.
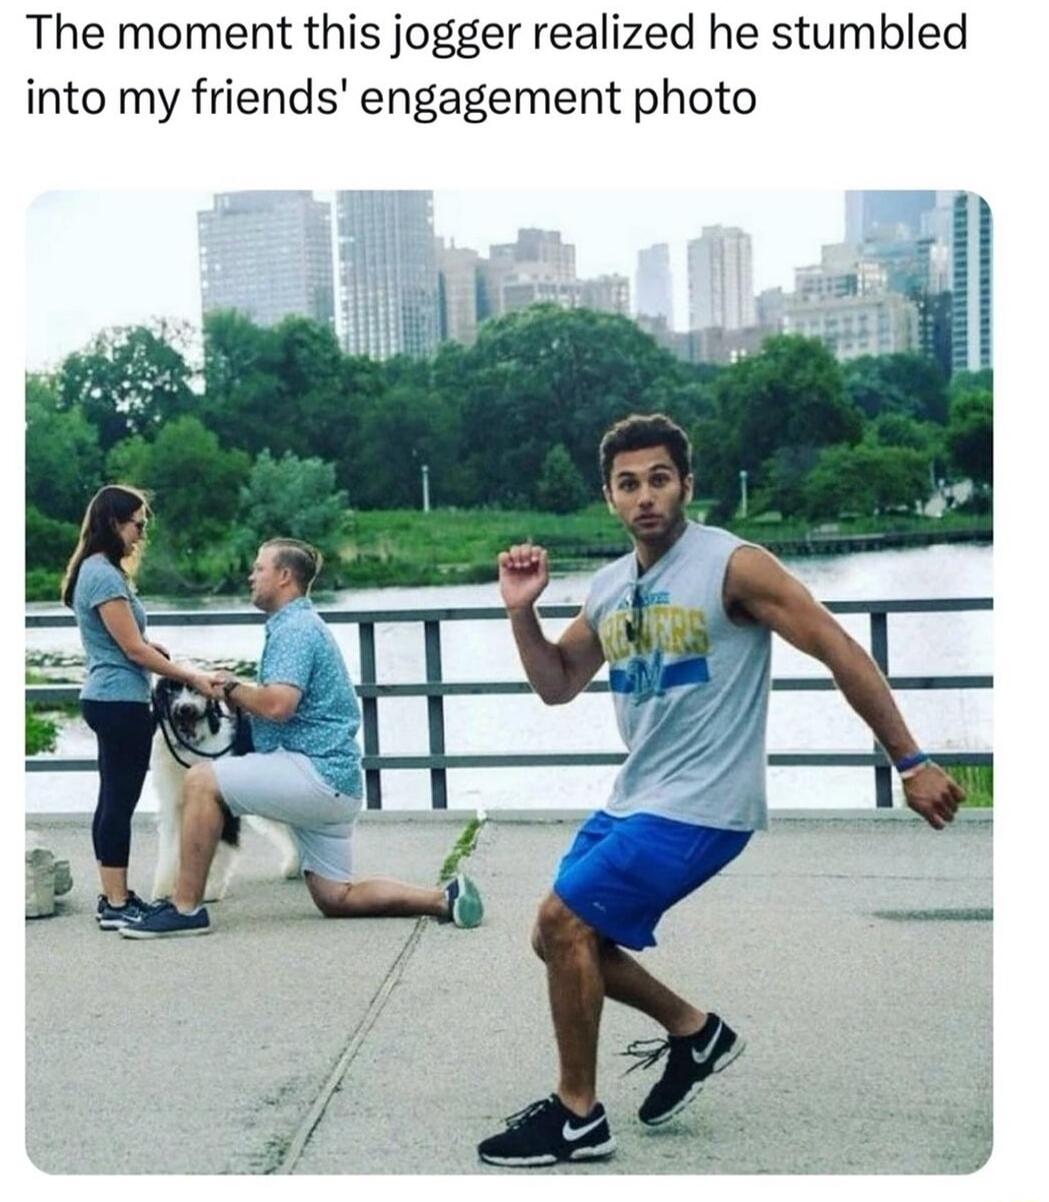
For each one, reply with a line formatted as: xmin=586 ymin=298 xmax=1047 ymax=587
xmin=478 ymin=413 xmax=963 ymax=1166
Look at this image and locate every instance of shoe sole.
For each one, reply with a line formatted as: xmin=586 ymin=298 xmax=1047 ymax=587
xmin=452 ymin=875 xmax=484 ymax=929
xmin=640 ymin=1036 xmax=747 ymax=1127
xmin=479 ymin=1137 xmax=616 ymax=1167
xmin=118 ymin=925 xmax=211 ymax=939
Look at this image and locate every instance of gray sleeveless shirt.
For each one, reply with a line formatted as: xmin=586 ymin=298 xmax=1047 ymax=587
xmin=583 ymin=522 xmax=770 ymax=831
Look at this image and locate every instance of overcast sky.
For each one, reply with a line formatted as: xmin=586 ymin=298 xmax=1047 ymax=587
xmin=26 ymin=189 xmax=845 ymax=371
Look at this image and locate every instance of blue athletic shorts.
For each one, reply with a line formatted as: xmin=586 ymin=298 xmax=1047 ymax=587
xmin=553 ymin=810 xmax=752 ymax=951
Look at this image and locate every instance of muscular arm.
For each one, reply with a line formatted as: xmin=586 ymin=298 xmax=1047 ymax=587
xmin=507 ymin=607 xmax=606 ymax=706
xmin=499 ymin=543 xmax=605 ymax=705
xmin=724 ymin=545 xmax=964 ymax=829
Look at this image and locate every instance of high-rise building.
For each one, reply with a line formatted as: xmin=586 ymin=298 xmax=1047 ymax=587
xmin=755 ymin=287 xmax=787 ymax=332
xmin=783 ymin=291 xmax=919 ymax=362
xmin=437 ymin=239 xmax=480 ymax=347
xmin=687 ymin=226 xmax=755 ymax=331
xmin=951 ymin=193 xmax=992 ymax=373
xmin=336 ymin=191 xmax=439 ymax=360
xmin=580 ymin=274 xmax=630 ymax=316
xmin=197 ymin=191 xmax=334 ymax=329
xmin=635 ymin=244 xmax=674 ymax=327
xmin=490 ymin=229 xmax=576 ymax=282
xmin=478 ymin=229 xmax=579 ymax=319
xmin=794 ymin=245 xmax=888 ymax=303
xmin=845 ymin=191 xmax=937 ymax=243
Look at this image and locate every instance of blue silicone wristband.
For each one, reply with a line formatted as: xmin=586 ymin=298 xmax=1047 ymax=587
xmin=895 ymin=751 xmax=930 ymax=773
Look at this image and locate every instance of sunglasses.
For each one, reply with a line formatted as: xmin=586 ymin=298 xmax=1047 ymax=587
xmin=624 ymin=583 xmax=644 ymax=644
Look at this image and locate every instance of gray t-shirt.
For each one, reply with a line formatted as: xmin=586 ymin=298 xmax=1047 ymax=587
xmin=73 ymin=553 xmax=150 ymax=703
xmin=584 ymin=523 xmax=771 ymax=831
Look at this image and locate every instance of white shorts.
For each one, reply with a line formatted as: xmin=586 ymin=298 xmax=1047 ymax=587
xmin=213 ymin=748 xmax=362 ymax=883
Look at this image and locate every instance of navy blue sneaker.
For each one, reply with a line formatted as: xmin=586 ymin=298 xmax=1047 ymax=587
xmin=96 ymin=891 xmax=153 ymax=930
xmin=622 ymin=1012 xmax=746 ymax=1126
xmin=478 ymin=1095 xmax=615 ymax=1167
xmin=118 ymin=900 xmax=210 ymax=939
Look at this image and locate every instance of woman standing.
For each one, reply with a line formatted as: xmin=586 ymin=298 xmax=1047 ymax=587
xmin=61 ymin=485 xmax=216 ymax=929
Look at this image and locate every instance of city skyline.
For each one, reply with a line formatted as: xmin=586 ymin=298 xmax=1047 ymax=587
xmin=26 ymin=189 xmax=845 ymax=370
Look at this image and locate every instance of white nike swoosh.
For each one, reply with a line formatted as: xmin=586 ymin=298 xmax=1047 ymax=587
xmin=692 ymin=1020 xmax=723 ymax=1065
xmin=562 ymin=1115 xmax=606 ymax=1141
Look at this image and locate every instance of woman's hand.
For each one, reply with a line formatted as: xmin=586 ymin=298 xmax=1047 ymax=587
xmin=185 ymin=668 xmax=220 ymax=699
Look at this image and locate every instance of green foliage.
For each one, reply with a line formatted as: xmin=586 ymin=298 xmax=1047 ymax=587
xmin=946 ymin=388 xmax=993 ymax=486
xmin=458 ymin=305 xmax=701 ymax=505
xmin=842 ymin=353 xmax=948 ymax=423
xmin=753 ymin=445 xmax=820 ymax=518
xmin=535 ymin=443 xmax=590 ymax=513
xmin=26 ymin=568 xmax=63 ymax=602
xmin=802 ymin=443 xmax=932 ymax=521
xmin=26 ymin=506 xmax=79 ymax=574
xmin=864 ymin=412 xmax=942 ymax=456
xmin=437 ymin=817 xmax=486 ymax=883
xmin=118 ymin=417 xmax=250 ymax=554
xmin=26 ymin=309 xmax=992 ymax=596
xmin=704 ymin=336 xmax=863 ymax=520
xmin=235 ymin=450 xmax=348 ymax=568
xmin=57 ymin=322 xmax=196 ymax=450
xmin=26 ymin=709 xmax=59 ymax=755
xmin=202 ymin=312 xmax=383 ymax=493
xmin=26 ymin=374 xmax=104 ymax=523
xmin=948 ymin=764 xmax=993 ymax=808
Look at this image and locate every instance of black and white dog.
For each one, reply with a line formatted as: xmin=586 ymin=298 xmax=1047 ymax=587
xmin=151 ymin=678 xmax=301 ymax=902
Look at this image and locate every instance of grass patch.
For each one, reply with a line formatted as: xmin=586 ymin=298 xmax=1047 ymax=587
xmin=26 ymin=709 xmax=59 ymax=755
xmin=437 ymin=816 xmax=486 ymax=883
xmin=945 ymin=763 xmax=993 ymax=808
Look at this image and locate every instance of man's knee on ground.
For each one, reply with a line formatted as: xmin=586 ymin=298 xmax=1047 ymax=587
xmin=305 ymin=870 xmax=350 ymax=917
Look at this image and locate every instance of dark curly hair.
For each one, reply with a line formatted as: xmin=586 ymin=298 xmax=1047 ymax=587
xmin=599 ymin=413 xmax=692 ymax=487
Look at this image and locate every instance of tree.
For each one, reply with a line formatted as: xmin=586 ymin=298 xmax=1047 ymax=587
xmin=458 ymin=306 xmax=696 ymax=505
xmin=201 ymin=312 xmax=383 ymax=482
xmin=802 ymin=443 xmax=932 ymax=520
xmin=535 ymin=444 xmax=590 ymax=513
xmin=25 ymin=373 xmax=102 ymax=522
xmin=105 ymin=418 xmax=250 ymax=556
xmin=842 ymin=353 xmax=948 ymax=423
xmin=753 ymin=444 xmax=820 ymax=517
xmin=946 ymin=389 xmax=993 ymax=486
xmin=704 ymin=336 xmax=862 ymax=519
xmin=26 ymin=505 xmax=79 ymax=573
xmin=57 ymin=322 xmax=197 ymax=450
xmin=235 ymin=451 xmax=348 ymax=567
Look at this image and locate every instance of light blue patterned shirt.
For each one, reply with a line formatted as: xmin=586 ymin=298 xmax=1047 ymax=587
xmin=251 ymin=597 xmax=362 ymax=796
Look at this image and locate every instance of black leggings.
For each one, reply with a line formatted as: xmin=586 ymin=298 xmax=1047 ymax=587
xmin=81 ymin=700 xmax=155 ymax=869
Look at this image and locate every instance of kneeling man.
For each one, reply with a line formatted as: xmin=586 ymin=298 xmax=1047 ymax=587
xmin=122 ymin=538 xmax=482 ymax=939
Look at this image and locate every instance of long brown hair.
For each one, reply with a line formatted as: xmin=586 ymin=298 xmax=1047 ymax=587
xmin=61 ymin=485 xmax=151 ymax=607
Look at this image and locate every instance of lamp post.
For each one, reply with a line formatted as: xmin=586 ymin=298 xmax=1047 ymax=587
xmin=739 ymin=469 xmax=749 ymax=520
xmin=422 ymin=463 xmax=430 ymax=513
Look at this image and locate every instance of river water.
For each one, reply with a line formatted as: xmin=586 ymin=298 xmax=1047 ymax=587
xmin=26 ymin=543 xmax=992 ymax=815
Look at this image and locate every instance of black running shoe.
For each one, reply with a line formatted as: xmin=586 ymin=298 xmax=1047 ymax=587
xmin=622 ymin=1012 xmax=745 ymax=1126
xmin=478 ymin=1094 xmax=616 ymax=1167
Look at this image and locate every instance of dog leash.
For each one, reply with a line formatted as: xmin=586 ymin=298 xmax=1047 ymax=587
xmin=152 ymin=690 xmax=246 ymax=770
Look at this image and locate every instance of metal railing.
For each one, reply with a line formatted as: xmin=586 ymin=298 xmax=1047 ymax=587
xmin=26 ymin=599 xmax=993 ymax=809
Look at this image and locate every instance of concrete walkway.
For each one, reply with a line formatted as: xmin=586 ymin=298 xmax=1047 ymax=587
xmin=25 ymin=810 xmax=991 ymax=1175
